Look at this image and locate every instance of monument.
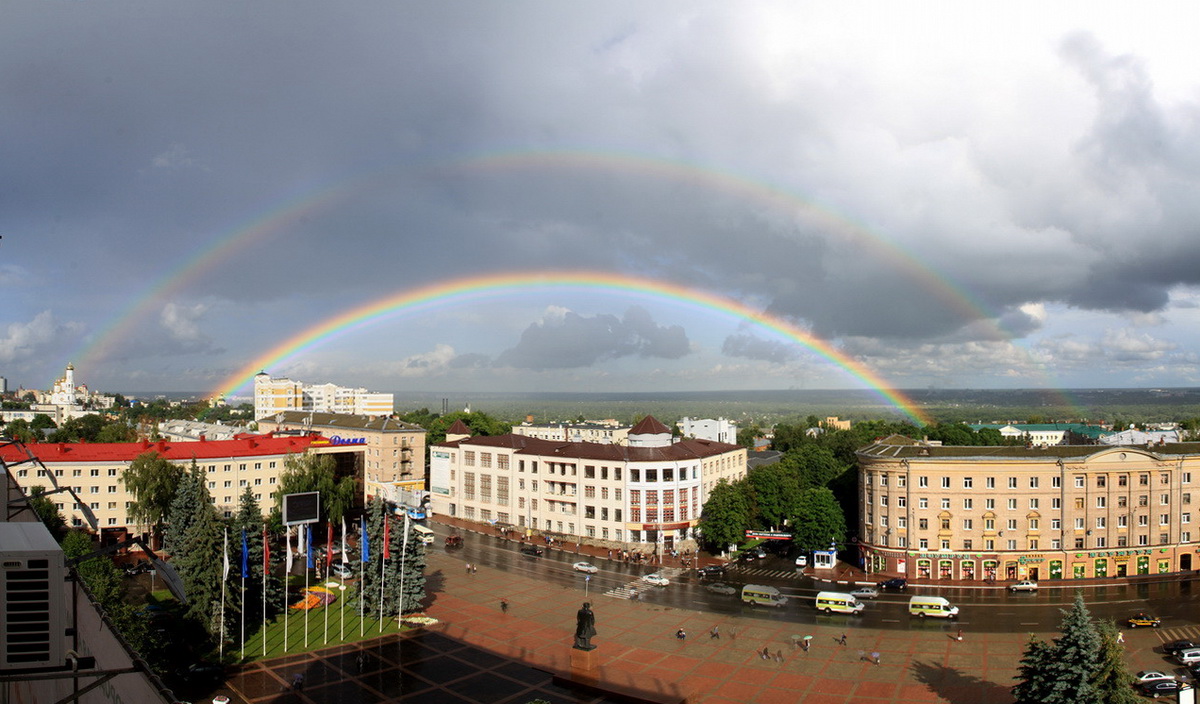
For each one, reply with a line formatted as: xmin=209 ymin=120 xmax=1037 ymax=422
xmin=573 ymin=602 xmax=596 ymax=650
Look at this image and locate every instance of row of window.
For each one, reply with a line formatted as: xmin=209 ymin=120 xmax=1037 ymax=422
xmin=882 ymin=532 xmax=1189 ymax=551
xmin=875 ymin=472 xmax=1193 ymax=489
xmin=875 ymin=493 xmax=1192 ymax=510
xmin=871 ymin=513 xmax=1188 ymax=531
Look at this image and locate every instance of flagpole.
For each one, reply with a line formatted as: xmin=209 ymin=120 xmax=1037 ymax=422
xmin=240 ymin=529 xmax=247 ymax=658
xmin=220 ymin=528 xmax=228 ymax=660
xmin=359 ymin=517 xmax=367 ymax=638
xmin=399 ymin=514 xmax=410 ymax=622
xmin=284 ymin=526 xmax=292 ymax=653
xmin=340 ymin=518 xmax=347 ymax=641
xmin=304 ymin=523 xmax=311 ymax=648
xmin=324 ymin=521 xmax=332 ymax=644
xmin=379 ymin=514 xmax=388 ymax=632
xmin=262 ymin=523 xmax=268 ymax=658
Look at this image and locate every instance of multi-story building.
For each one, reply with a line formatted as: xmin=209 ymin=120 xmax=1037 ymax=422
xmin=256 ymin=411 xmax=426 ymax=503
xmin=676 ymin=417 xmax=738 ymax=444
xmin=857 ymin=435 xmax=1200 ymax=584
xmin=0 ymin=434 xmax=362 ymax=545
xmin=252 ymin=371 xmax=393 ymax=420
xmin=429 ymin=416 xmax=747 ymax=551
xmin=511 ymin=419 xmax=630 ymax=445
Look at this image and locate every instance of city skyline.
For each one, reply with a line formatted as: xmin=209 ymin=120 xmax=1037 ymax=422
xmin=5 ymin=3 xmax=1200 ymax=396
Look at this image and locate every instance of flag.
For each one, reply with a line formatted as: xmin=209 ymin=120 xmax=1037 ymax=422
xmin=241 ymin=529 xmax=249 ymax=577
xmin=223 ymin=528 xmax=230 ymax=580
xmin=285 ymin=526 xmax=294 ymax=574
xmin=326 ymin=522 xmax=333 ymax=571
xmin=341 ymin=519 xmax=349 ymax=565
xmin=361 ymin=517 xmax=370 ymax=563
xmin=306 ymin=522 xmax=314 ymax=569
xmin=383 ymin=515 xmax=391 ymax=560
xmin=263 ymin=524 xmax=270 ymax=574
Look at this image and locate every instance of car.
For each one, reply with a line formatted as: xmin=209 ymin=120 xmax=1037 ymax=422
xmin=1138 ymin=680 xmax=1181 ymax=698
xmin=641 ymin=573 xmax=670 ymax=587
xmin=697 ymin=565 xmax=726 ymax=578
xmin=1163 ymin=640 xmax=1197 ymax=656
xmin=331 ymin=563 xmax=354 ymax=579
xmin=572 ymin=561 xmax=598 ymax=574
xmin=705 ymin=582 xmax=737 ymax=596
xmin=877 ymin=578 xmax=907 ymax=591
xmin=175 ymin=662 xmax=224 ymax=684
xmin=1009 ymin=580 xmax=1038 ymax=592
xmin=520 ymin=546 xmax=544 ymax=557
xmin=795 ymin=555 xmax=808 ymax=568
xmin=1127 ymin=613 xmax=1162 ymax=628
xmin=754 ymin=548 xmax=768 ymax=559
xmin=1134 ymin=670 xmax=1176 ymax=683
xmin=850 ymin=587 xmax=880 ymax=600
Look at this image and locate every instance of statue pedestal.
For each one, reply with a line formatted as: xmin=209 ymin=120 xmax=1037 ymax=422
xmin=570 ymin=646 xmax=597 ymax=675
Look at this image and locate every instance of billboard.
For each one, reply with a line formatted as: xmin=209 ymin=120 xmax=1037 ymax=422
xmin=282 ymin=491 xmax=320 ymax=525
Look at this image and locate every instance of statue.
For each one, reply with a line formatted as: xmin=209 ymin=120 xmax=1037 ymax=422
xmin=573 ymin=602 xmax=596 ymax=650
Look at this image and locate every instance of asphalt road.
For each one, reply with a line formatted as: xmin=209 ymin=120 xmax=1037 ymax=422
xmin=432 ymin=523 xmax=1200 ymax=634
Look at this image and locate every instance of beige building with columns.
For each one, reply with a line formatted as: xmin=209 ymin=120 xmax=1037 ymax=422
xmin=857 ymin=435 xmax=1200 ymax=583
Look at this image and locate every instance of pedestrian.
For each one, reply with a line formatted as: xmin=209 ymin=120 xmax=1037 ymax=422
xmin=760 ymin=646 xmax=770 ymax=660
xmin=1117 ymin=632 xmax=1125 ymax=644
xmin=838 ymin=633 xmax=847 ymax=646
xmin=356 ymin=652 xmax=365 ymax=673
xmin=500 ymin=599 xmax=508 ymax=614
xmin=291 ymin=673 xmax=304 ymax=691
xmin=676 ymin=628 xmax=687 ymax=641
xmin=857 ymin=650 xmax=866 ymax=662
xmin=465 ymin=562 xmax=471 ymax=574
xmin=871 ymin=651 xmax=880 ymax=665
xmin=802 ymin=639 xmax=810 ymax=652
xmin=472 ymin=563 xmax=477 ymax=573
xmin=710 ymin=625 xmax=720 ymax=640
xmin=956 ymin=628 xmax=963 ymax=642
xmin=774 ymin=650 xmax=783 ymax=663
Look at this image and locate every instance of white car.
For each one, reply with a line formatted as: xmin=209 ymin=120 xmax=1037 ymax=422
xmin=705 ymin=582 xmax=737 ymax=596
xmin=641 ymin=573 xmax=670 ymax=587
xmin=572 ymin=561 xmax=598 ymax=574
xmin=1134 ymin=670 xmax=1176 ymax=683
xmin=850 ymin=587 xmax=880 ymax=600
xmin=1009 ymin=580 xmax=1038 ymax=592
xmin=331 ymin=563 xmax=354 ymax=579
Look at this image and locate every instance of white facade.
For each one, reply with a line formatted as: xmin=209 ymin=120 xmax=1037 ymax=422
xmin=253 ymin=372 xmax=394 ymax=420
xmin=677 ymin=417 xmax=739 ymax=444
xmin=511 ymin=420 xmax=630 ymax=445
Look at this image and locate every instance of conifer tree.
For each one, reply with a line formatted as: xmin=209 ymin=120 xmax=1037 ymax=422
xmin=1012 ymin=594 xmax=1103 ymax=704
xmin=163 ymin=461 xmax=204 ymax=558
xmin=1012 ymin=636 xmax=1057 ymax=703
xmin=1091 ymin=620 xmax=1138 ymax=704
xmin=172 ymin=473 xmax=225 ymax=637
xmin=353 ymin=498 xmax=426 ymax=618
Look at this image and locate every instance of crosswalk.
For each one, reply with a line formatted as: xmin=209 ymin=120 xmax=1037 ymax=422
xmin=729 ymin=566 xmax=802 ymax=580
xmin=603 ymin=567 xmax=686 ymax=600
xmin=1152 ymin=625 xmax=1200 ymax=644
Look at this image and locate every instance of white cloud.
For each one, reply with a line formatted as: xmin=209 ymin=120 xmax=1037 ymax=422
xmin=160 ymin=302 xmax=209 ymax=343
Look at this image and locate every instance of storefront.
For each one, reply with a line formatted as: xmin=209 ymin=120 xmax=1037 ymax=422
xmin=860 ymin=544 xmax=1198 ymax=582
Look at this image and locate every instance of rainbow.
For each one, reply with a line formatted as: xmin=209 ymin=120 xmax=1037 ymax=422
xmin=213 ymin=271 xmax=934 ymax=425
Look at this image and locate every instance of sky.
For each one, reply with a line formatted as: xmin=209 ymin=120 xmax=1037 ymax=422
xmin=4 ymin=1 xmax=1200 ymax=400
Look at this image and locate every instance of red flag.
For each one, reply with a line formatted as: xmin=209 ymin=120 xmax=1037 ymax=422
xmin=383 ymin=516 xmax=391 ymax=560
xmin=262 ymin=524 xmax=269 ymax=573
xmin=326 ymin=522 xmax=334 ymax=570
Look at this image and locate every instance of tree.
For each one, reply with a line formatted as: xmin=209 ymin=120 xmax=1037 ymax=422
xmin=697 ymin=479 xmax=751 ymax=553
xmin=735 ymin=423 xmax=761 ymax=449
xmin=788 ymin=487 xmax=847 ymax=553
xmin=95 ymin=421 xmax=138 ymax=443
xmin=424 ymin=411 xmax=511 ymax=447
xmin=123 ymin=451 xmax=184 ymax=547
xmin=1012 ymin=636 xmax=1057 ymax=703
xmin=60 ymin=531 xmax=154 ymax=664
xmin=273 ymin=452 xmax=356 ymax=525
xmin=4 ymin=418 xmax=36 ymax=443
xmin=171 ymin=477 xmax=225 ymax=637
xmin=164 ymin=461 xmax=206 ymax=558
xmin=352 ymin=498 xmax=426 ymax=617
xmin=746 ymin=464 xmax=799 ymax=530
xmin=1012 ymin=594 xmax=1102 ymax=704
xmin=230 ymin=486 xmax=285 ymax=626
xmin=1091 ymin=620 xmax=1138 ymax=704
xmin=777 ymin=444 xmax=848 ymax=490
xmin=27 ymin=485 xmax=67 ymax=540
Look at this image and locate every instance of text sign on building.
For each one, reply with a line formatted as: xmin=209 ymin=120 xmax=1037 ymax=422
xmin=330 ymin=435 xmax=367 ymax=445
xmin=745 ymin=530 xmax=792 ymax=540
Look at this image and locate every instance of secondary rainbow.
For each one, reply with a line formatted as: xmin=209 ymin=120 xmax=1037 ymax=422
xmin=213 ymin=271 xmax=933 ymax=426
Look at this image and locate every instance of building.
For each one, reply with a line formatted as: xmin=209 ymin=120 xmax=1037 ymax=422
xmin=676 ymin=417 xmax=738 ymax=444
xmin=857 ymin=435 xmax=1200 ymax=584
xmin=157 ymin=419 xmax=245 ymax=442
xmin=429 ymin=416 xmax=747 ymax=551
xmin=968 ymin=422 xmax=1094 ymax=446
xmin=0 ymin=434 xmax=362 ymax=545
xmin=252 ymin=371 xmax=393 ymax=420
xmin=511 ymin=418 xmax=630 ymax=445
xmin=255 ymin=411 xmax=426 ymax=503
xmin=1 ymin=364 xmax=118 ymax=425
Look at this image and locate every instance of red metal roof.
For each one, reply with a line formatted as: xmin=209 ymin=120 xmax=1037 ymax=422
xmin=0 ymin=434 xmax=327 ymax=464
xmin=629 ymin=415 xmax=671 ymax=435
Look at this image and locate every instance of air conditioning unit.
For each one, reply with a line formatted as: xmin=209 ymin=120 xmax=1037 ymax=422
xmin=0 ymin=523 xmax=67 ymax=671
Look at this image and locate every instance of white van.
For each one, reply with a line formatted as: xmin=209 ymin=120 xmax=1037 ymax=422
xmin=814 ymin=591 xmax=865 ymax=614
xmin=411 ymin=523 xmax=435 ymax=545
xmin=742 ymin=584 xmax=788 ymax=607
xmin=1175 ymin=648 xmax=1200 ymax=666
xmin=908 ymin=595 xmax=959 ymax=619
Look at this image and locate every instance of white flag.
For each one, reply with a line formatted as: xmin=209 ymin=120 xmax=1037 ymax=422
xmin=285 ymin=526 xmax=294 ymax=574
xmin=222 ymin=527 xmax=230 ymax=580
xmin=341 ymin=519 xmax=349 ymax=565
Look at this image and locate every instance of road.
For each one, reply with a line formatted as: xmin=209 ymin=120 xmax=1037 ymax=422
xmin=432 ymin=523 xmax=1200 ymax=634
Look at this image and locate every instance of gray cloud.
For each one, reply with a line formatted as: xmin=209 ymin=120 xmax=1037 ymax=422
xmin=722 ymin=332 xmax=801 ymax=364
xmin=495 ymin=306 xmax=690 ymax=370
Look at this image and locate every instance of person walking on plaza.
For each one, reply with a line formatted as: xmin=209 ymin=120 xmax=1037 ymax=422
xmin=500 ymin=599 xmax=508 ymax=614
xmin=710 ymin=625 xmax=720 ymax=640
xmin=838 ymin=633 xmax=847 ymax=646
xmin=871 ymin=651 xmax=881 ymax=665
xmin=956 ymin=628 xmax=963 ymax=642
xmin=676 ymin=628 xmax=687 ymax=641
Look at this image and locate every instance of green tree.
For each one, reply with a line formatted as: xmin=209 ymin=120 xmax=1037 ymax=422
xmin=27 ymin=485 xmax=67 ymax=540
xmin=273 ymin=452 xmax=356 ymax=525
xmin=95 ymin=421 xmax=138 ymax=443
xmin=164 ymin=461 xmax=206 ymax=558
xmin=777 ymin=444 xmax=848 ymax=490
xmin=171 ymin=477 xmax=225 ymax=637
xmin=746 ymin=464 xmax=799 ymax=530
xmin=122 ymin=451 xmax=185 ymax=547
xmin=231 ymin=486 xmax=285 ymax=625
xmin=697 ymin=479 xmax=751 ymax=553
xmin=735 ymin=423 xmax=761 ymax=449
xmin=424 ymin=411 xmax=511 ymax=447
xmin=1091 ymin=620 xmax=1138 ymax=704
xmin=353 ymin=498 xmax=426 ymax=617
xmin=1012 ymin=635 xmax=1057 ymax=703
xmin=30 ymin=413 xmax=58 ymax=432
xmin=787 ymin=487 xmax=846 ymax=553
xmin=4 ymin=418 xmax=36 ymax=443
xmin=60 ymin=531 xmax=153 ymax=663
xmin=1013 ymin=594 xmax=1102 ymax=704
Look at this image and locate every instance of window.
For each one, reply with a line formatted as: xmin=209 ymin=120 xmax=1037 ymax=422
xmin=1162 ymin=473 xmax=1171 ymax=485
xmin=1095 ymin=517 xmax=1106 ymax=529
xmin=897 ymin=496 xmax=907 ymax=508
xmin=1096 ymin=475 xmax=1106 ymax=487
xmin=984 ymin=518 xmax=995 ymax=530
xmin=962 ymin=519 xmax=973 ymax=530
xmin=985 ymin=498 xmax=995 ymax=510
xmin=941 ymin=477 xmax=950 ymax=489
xmin=941 ymin=498 xmax=950 ymax=509
xmin=1007 ymin=519 xmax=1018 ymax=530
xmin=1096 ymin=496 xmax=1107 ymax=508
xmin=1183 ymin=513 xmax=1192 ymax=524
xmin=1051 ymin=518 xmax=1061 ymax=530
xmin=1161 ymin=494 xmax=1171 ymax=505
xmin=880 ymin=495 xmax=888 ymax=507
xmin=1009 ymin=477 xmax=1018 ymax=489
xmin=919 ymin=518 xmax=929 ymax=530
xmin=1185 ymin=472 xmax=1193 ymax=484
xmin=897 ymin=536 xmax=908 ymax=547
xmin=1028 ymin=539 xmax=1039 ymax=549
xmin=986 ymin=477 xmax=995 ymax=489
xmin=1052 ymin=476 xmax=1061 ymax=488
xmin=878 ymin=474 xmax=888 ymax=486
xmin=985 ymin=539 xmax=995 ymax=550
xmin=897 ymin=516 xmax=907 ymax=528
xmin=1075 ymin=518 xmax=1085 ymax=529
xmin=897 ymin=476 xmax=907 ymax=488
xmin=1139 ymin=495 xmax=1149 ymax=507
xmin=1184 ymin=531 xmax=1192 ymax=542
xmin=1118 ymin=474 xmax=1128 ymax=487
xmin=1185 ymin=493 xmax=1192 ymax=505
xmin=919 ymin=538 xmax=929 ymax=550
xmin=1138 ymin=515 xmax=1149 ymax=527
xmin=464 ymin=451 xmax=475 ymax=466
xmin=1075 ymin=498 xmax=1085 ymax=510
xmin=1140 ymin=474 xmax=1149 ymax=486
xmin=1007 ymin=498 xmax=1017 ymax=510
xmin=1117 ymin=495 xmax=1127 ymax=508
xmin=1007 ymin=540 xmax=1017 ymax=550
xmin=1117 ymin=515 xmax=1128 ymax=528
xmin=1094 ymin=537 xmax=1106 ymax=548
xmin=1029 ymin=477 xmax=1039 ymax=489
xmin=963 ymin=498 xmax=973 ymax=510
xmin=941 ymin=518 xmax=951 ymax=530
xmin=1075 ymin=476 xmax=1085 ymax=488
xmin=918 ymin=476 xmax=929 ymax=488
xmin=1029 ymin=498 xmax=1039 ymax=509
xmin=1051 ymin=539 xmax=1061 ymax=549
xmin=941 ymin=540 xmax=951 ymax=550
xmin=919 ymin=498 xmax=929 ymax=509
xmin=963 ymin=539 xmax=973 ymax=550
xmin=1139 ymin=534 xmax=1149 ymax=546
xmin=963 ymin=477 xmax=973 ymax=489
xmin=1160 ymin=514 xmax=1170 ymax=526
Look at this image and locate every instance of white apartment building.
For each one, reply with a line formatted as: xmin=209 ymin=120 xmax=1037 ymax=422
xmin=676 ymin=417 xmax=739 ymax=444
xmin=511 ymin=419 xmax=631 ymax=445
xmin=429 ymin=416 xmax=747 ymax=551
xmin=253 ymin=371 xmax=393 ymax=420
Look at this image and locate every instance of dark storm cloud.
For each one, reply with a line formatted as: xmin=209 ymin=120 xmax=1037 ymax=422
xmin=721 ymin=332 xmax=801 ymax=364
xmin=494 ymin=306 xmax=689 ymax=370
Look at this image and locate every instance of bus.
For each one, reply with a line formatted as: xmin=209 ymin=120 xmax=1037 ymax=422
xmin=411 ymin=523 xmax=435 ymax=545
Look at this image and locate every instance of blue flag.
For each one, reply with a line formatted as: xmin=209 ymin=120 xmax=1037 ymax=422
xmin=306 ymin=523 xmax=314 ymax=569
xmin=241 ymin=529 xmax=249 ymax=577
xmin=361 ymin=517 xmax=369 ymax=563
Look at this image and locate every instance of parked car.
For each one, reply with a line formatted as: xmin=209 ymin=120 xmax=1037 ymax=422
xmin=697 ymin=565 xmax=726 ymax=578
xmin=705 ymin=582 xmax=737 ymax=596
xmin=795 ymin=554 xmax=808 ymax=568
xmin=520 ymin=546 xmax=544 ymax=557
xmin=331 ymin=563 xmax=354 ymax=579
xmin=1163 ymin=640 xmax=1197 ymax=656
xmin=175 ymin=662 xmax=224 ymax=685
xmin=641 ymin=573 xmax=670 ymax=587
xmin=877 ymin=578 xmax=907 ymax=591
xmin=850 ymin=587 xmax=880 ymax=600
xmin=1133 ymin=671 xmax=1175 ymax=683
xmin=1138 ymin=679 xmax=1181 ymax=698
xmin=1009 ymin=580 xmax=1038 ymax=592
xmin=572 ymin=561 xmax=598 ymax=574
xmin=1127 ymin=613 xmax=1162 ymax=628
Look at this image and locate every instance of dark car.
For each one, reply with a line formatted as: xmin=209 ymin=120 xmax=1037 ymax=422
xmin=175 ymin=662 xmax=224 ymax=685
xmin=697 ymin=565 xmax=726 ymax=578
xmin=520 ymin=546 xmax=544 ymax=557
xmin=1138 ymin=679 xmax=1181 ymax=698
xmin=878 ymin=578 xmax=907 ymax=591
xmin=1164 ymin=640 xmax=1197 ymax=656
